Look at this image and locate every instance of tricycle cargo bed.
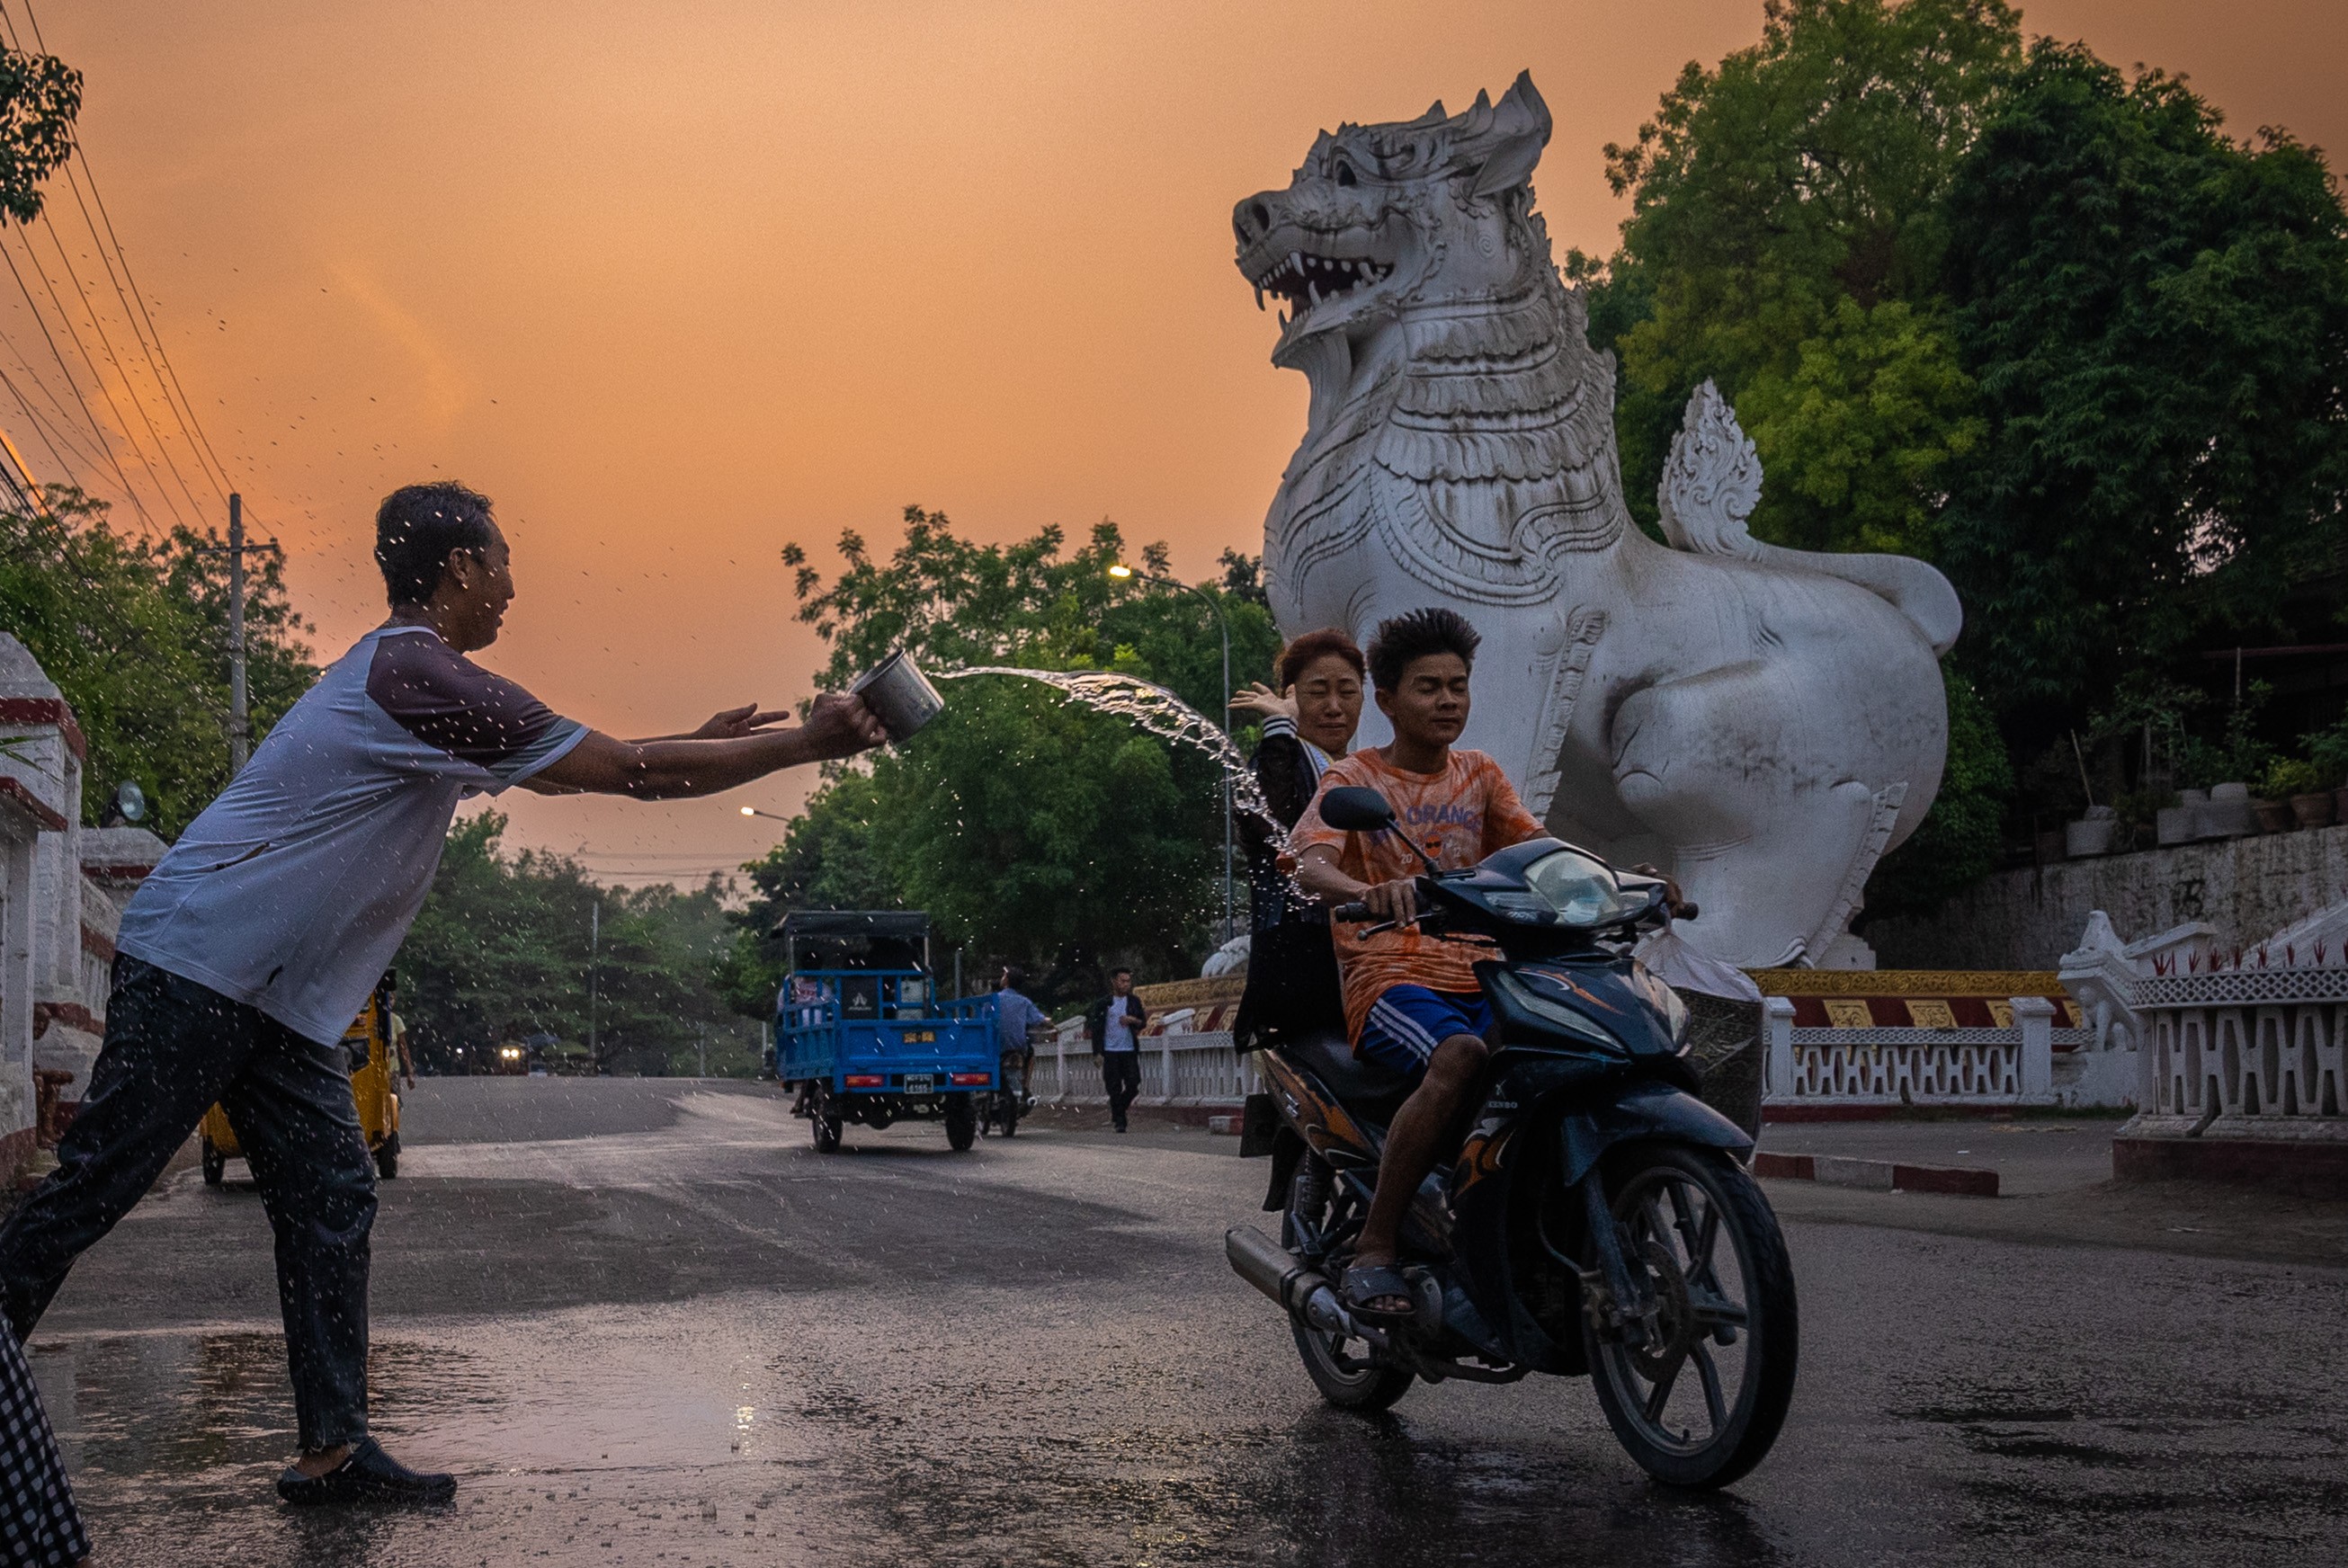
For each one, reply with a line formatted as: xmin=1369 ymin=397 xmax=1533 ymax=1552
xmin=771 ymin=908 xmax=999 ymax=1151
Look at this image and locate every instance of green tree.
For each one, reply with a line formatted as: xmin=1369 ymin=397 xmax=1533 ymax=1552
xmin=1937 ymin=41 xmax=2348 ymax=718
xmin=0 ymin=491 xmax=314 ymax=835
xmin=728 ymin=507 xmax=1281 ymax=1011
xmin=1581 ymin=0 xmax=2019 ymax=553
xmin=400 ymin=812 xmax=746 ymax=1074
xmin=0 ymin=40 xmax=78 ymax=222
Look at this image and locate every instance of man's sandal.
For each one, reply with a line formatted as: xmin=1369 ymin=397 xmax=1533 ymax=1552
xmin=1340 ymin=1261 xmax=1416 ymax=1324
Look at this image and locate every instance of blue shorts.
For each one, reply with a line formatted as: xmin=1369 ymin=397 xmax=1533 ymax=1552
xmin=1356 ymin=984 xmax=1493 ymax=1076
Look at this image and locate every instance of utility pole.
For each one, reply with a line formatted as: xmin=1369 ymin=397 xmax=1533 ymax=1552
xmin=587 ymin=898 xmax=601 ymax=1074
xmin=228 ymin=494 xmax=248 ymax=771
xmin=197 ymin=493 xmax=281 ymax=774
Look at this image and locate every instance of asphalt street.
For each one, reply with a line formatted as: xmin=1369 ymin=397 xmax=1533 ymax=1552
xmin=22 ymin=1078 xmax=2348 ymax=1567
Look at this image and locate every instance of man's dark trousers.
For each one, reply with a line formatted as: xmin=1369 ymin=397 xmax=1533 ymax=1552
xmin=0 ymin=957 xmax=377 ymax=1451
xmin=1100 ymin=1050 xmax=1140 ymax=1131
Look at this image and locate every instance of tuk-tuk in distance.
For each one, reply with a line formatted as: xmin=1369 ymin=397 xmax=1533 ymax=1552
xmin=772 ymin=910 xmax=998 ymax=1152
xmin=201 ymin=971 xmax=403 ymax=1184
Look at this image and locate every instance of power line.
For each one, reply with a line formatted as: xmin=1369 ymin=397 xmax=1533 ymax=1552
xmin=32 ymin=205 xmax=204 ymax=522
xmin=54 ymin=156 xmax=228 ymax=503
xmin=0 ymin=229 xmax=152 ymax=530
xmin=0 ymin=343 xmax=123 ymax=486
xmin=0 ymin=0 xmax=259 ymax=537
xmin=7 ymin=208 xmax=188 ymax=529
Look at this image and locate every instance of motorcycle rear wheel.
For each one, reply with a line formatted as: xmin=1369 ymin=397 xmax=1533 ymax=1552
xmin=1583 ymin=1145 xmax=1797 ymax=1489
xmin=1286 ymin=1156 xmax=1414 ymax=1412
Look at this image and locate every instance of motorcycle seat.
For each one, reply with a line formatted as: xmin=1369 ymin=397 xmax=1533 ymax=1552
xmin=1282 ymin=1029 xmax=1416 ymax=1122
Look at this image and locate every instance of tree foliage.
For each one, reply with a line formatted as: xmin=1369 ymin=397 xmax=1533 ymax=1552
xmin=0 ymin=492 xmax=315 ymax=835
xmin=728 ymin=507 xmax=1282 ymax=1011
xmin=401 ymin=812 xmax=749 ymax=1074
xmin=1937 ymin=41 xmax=2348 ymax=717
xmin=0 ymin=40 xmax=78 ymax=223
xmin=1584 ymin=0 xmax=2019 ymax=553
xmin=1579 ymin=0 xmax=2348 ymax=913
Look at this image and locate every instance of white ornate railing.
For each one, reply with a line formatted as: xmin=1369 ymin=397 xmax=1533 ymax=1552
xmin=1761 ymin=996 xmax=2126 ymax=1109
xmin=2133 ymin=999 xmax=2348 ymax=1132
xmin=1038 ymin=1021 xmax=1258 ymax=1106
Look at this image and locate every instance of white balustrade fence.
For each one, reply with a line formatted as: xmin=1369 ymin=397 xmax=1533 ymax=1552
xmin=1040 ymin=1020 xmax=1259 ymax=1107
xmin=2130 ymin=969 xmax=2348 ymax=1132
xmin=1761 ymin=996 xmax=2120 ymax=1110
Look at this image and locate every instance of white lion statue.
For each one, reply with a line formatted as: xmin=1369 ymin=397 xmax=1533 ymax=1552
xmin=1233 ymin=73 xmax=1960 ymax=968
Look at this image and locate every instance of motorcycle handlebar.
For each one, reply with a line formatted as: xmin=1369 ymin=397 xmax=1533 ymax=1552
xmin=1332 ymin=902 xmax=1377 ymax=922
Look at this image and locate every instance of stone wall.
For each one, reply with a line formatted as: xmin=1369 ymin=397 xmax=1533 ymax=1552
xmin=1870 ymin=824 xmax=2348 ymax=970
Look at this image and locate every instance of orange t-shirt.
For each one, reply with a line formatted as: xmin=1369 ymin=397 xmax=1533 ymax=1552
xmin=1289 ymin=748 xmax=1547 ymax=1045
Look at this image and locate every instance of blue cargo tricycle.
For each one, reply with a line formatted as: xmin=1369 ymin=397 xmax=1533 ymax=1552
xmin=772 ymin=910 xmax=998 ymax=1153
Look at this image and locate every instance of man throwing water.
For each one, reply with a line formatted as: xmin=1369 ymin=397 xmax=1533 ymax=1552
xmin=1288 ymin=608 xmax=1547 ymax=1323
xmin=0 ymin=481 xmax=887 ymax=1510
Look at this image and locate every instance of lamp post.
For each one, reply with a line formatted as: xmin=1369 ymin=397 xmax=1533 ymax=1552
xmin=1109 ymin=563 xmax=1235 ymax=946
xmin=739 ymin=806 xmax=791 ymax=823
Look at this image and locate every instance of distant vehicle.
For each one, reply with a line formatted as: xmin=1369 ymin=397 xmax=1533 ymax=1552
xmin=203 ymin=971 xmax=403 ymax=1183
xmin=772 ymin=910 xmax=997 ymax=1153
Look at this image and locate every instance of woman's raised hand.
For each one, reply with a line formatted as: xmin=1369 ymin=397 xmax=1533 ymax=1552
xmin=1230 ymin=682 xmax=1298 ymax=722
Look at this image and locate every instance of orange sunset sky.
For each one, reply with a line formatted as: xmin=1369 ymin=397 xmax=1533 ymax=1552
xmin=21 ymin=0 xmax=2348 ymax=884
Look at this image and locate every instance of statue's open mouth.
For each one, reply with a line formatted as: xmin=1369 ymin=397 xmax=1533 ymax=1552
xmin=1250 ymin=250 xmax=1393 ymax=320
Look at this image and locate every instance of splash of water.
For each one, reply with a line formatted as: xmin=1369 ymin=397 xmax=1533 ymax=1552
xmin=937 ymin=666 xmax=1280 ymax=831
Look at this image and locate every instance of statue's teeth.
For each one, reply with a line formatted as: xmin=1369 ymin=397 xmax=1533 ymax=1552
xmin=1254 ymin=284 xmax=1264 ymax=311
xmin=1308 ymin=281 xmax=1322 ymax=306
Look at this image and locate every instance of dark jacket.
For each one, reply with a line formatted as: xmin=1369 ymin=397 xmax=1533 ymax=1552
xmin=1234 ymin=715 xmax=1348 ymax=1047
xmin=1085 ymin=992 xmax=1149 ymax=1055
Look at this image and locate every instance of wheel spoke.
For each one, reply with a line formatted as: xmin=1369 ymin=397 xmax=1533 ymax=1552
xmin=1641 ymin=1345 xmax=1687 ymax=1422
xmin=1691 ymin=1341 xmax=1728 ymax=1433
xmin=1687 ymin=1289 xmax=1748 ymax=1328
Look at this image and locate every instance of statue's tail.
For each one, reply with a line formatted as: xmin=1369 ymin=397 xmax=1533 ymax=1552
xmin=1656 ymin=380 xmax=1962 ymax=656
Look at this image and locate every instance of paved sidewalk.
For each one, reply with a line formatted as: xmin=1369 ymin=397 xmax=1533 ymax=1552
xmin=1760 ymin=1117 xmax=2120 ymax=1198
xmin=1754 ymin=1115 xmax=2348 ymax=1270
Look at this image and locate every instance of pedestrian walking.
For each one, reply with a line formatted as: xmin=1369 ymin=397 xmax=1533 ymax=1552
xmin=0 ymin=482 xmax=886 ymax=1509
xmin=0 ymin=1320 xmax=84 ymax=1567
xmin=1085 ymin=967 xmax=1150 ymax=1132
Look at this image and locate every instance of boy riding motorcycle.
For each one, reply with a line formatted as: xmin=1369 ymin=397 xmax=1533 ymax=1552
xmin=1289 ymin=607 xmax=1548 ymax=1323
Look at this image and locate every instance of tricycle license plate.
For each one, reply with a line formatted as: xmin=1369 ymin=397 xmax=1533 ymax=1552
xmin=902 ymin=1075 xmax=934 ymax=1095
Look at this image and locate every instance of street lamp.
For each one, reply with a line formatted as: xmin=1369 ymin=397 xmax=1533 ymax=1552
xmin=740 ymin=806 xmax=791 ymax=823
xmin=1109 ymin=562 xmax=1236 ymax=946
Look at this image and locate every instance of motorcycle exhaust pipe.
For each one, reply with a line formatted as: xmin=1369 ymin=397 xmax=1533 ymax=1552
xmin=1227 ymin=1225 xmax=1368 ymax=1339
xmin=1227 ymin=1225 xmax=1307 ymax=1305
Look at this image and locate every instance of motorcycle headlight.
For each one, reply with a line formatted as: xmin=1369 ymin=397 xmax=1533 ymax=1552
xmin=1487 ymin=971 xmax=1622 ymax=1051
xmin=1483 ymin=891 xmax=1557 ymax=925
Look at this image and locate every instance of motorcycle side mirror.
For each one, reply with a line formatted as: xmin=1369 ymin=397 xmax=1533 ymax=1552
xmin=1317 ymin=787 xmax=1396 ymax=833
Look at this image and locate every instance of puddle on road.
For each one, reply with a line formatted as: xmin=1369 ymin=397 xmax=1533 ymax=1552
xmin=34 ymin=1298 xmax=1803 ymax=1568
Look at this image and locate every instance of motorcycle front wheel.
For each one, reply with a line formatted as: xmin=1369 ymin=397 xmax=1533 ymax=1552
xmin=1583 ymin=1145 xmax=1798 ymax=1489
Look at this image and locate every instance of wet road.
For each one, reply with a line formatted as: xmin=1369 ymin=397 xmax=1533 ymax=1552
xmin=25 ymin=1079 xmax=2348 ymax=1566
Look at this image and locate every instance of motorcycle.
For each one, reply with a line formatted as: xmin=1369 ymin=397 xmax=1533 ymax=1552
xmin=1227 ymin=786 xmax=1798 ymax=1489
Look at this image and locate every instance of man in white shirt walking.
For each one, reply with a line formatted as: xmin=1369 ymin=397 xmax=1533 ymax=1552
xmin=1085 ymin=968 xmax=1150 ymax=1133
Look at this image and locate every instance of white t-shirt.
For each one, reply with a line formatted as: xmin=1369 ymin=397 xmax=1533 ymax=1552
xmin=116 ymin=624 xmax=586 ymax=1044
xmin=1103 ymin=996 xmax=1138 ymax=1052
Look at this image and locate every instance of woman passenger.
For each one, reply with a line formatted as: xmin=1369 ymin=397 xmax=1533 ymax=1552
xmin=1230 ymin=629 xmax=1366 ymax=1047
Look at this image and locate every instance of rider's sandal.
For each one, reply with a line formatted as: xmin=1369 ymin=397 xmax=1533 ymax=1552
xmin=1339 ymin=1261 xmax=1416 ymax=1325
